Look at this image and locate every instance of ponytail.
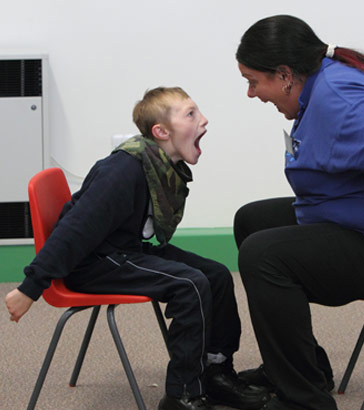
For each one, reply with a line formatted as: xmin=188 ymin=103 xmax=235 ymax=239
xmin=330 ymin=47 xmax=364 ymax=72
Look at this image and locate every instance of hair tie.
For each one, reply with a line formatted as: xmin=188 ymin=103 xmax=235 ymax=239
xmin=326 ymin=44 xmax=337 ymax=58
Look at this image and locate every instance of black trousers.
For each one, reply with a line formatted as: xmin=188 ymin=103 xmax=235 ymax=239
xmin=65 ymin=242 xmax=241 ymax=398
xmin=234 ymin=197 xmax=364 ymax=410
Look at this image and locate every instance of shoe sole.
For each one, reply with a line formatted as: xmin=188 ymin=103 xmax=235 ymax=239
xmin=207 ymin=396 xmax=270 ymax=410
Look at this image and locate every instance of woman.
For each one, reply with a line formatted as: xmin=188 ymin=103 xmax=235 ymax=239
xmin=234 ymin=15 xmax=364 ymax=410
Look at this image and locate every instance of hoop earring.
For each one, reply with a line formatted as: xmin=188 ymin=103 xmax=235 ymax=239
xmin=282 ymin=82 xmax=293 ymax=96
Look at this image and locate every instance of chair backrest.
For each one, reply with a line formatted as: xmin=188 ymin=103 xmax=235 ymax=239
xmin=28 ymin=167 xmax=152 ymax=308
xmin=28 ymin=168 xmax=77 ymax=307
xmin=28 ymin=167 xmax=71 ymax=254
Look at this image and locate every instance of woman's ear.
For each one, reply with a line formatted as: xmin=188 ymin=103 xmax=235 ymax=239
xmin=152 ymin=124 xmax=169 ymax=141
xmin=276 ymin=65 xmax=293 ymax=82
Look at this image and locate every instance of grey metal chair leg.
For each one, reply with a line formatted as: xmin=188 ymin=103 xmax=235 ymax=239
xmin=27 ymin=306 xmax=91 ymax=410
xmin=69 ymin=305 xmax=101 ymax=387
xmin=338 ymin=324 xmax=364 ymax=394
xmin=107 ymin=304 xmax=147 ymax=410
xmin=151 ymin=300 xmax=170 ymax=357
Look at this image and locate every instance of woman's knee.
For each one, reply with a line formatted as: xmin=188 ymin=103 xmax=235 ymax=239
xmin=234 ymin=197 xmax=296 ymax=249
xmin=238 ymin=228 xmax=299 ymax=292
xmin=237 ymin=229 xmax=288 ymax=289
xmin=234 ymin=200 xmax=271 ymax=248
xmin=238 ymin=232 xmax=267 ymax=280
xmin=234 ymin=202 xmax=256 ymax=248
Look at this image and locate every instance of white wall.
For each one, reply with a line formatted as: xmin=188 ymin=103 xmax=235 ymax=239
xmin=1 ymin=0 xmax=363 ymax=227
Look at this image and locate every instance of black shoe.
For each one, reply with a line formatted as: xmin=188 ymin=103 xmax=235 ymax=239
xmin=205 ymin=363 xmax=271 ymax=410
xmin=158 ymin=394 xmax=214 ymax=410
xmin=238 ymin=364 xmax=335 ymax=393
xmin=238 ymin=365 xmax=275 ymax=393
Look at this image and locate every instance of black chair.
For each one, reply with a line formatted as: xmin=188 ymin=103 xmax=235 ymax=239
xmin=338 ymin=322 xmax=364 ymax=394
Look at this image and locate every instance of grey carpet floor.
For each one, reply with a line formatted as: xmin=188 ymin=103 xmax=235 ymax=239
xmin=1 ymin=274 xmax=363 ymax=410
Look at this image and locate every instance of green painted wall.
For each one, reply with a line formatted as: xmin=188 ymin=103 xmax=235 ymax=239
xmin=0 ymin=245 xmax=36 ymax=282
xmin=0 ymin=227 xmax=238 ymax=283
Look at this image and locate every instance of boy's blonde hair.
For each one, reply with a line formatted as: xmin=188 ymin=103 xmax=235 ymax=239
xmin=133 ymin=87 xmax=190 ymax=139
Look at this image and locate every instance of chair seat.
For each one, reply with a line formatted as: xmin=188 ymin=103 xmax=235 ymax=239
xmin=43 ymin=279 xmax=152 ymax=308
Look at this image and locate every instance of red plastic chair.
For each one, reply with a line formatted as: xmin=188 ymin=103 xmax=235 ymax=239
xmin=27 ymin=167 xmax=168 ymax=410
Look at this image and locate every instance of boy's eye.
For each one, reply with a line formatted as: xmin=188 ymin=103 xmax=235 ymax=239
xmin=187 ymin=110 xmax=194 ymax=117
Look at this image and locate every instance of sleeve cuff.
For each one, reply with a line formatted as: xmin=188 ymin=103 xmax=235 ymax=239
xmin=18 ymin=277 xmax=45 ymax=301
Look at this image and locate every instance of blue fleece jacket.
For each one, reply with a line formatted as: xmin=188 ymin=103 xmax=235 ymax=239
xmin=285 ymin=58 xmax=364 ymax=233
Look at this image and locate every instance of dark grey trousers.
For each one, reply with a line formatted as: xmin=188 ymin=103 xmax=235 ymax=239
xmin=65 ymin=242 xmax=241 ymax=398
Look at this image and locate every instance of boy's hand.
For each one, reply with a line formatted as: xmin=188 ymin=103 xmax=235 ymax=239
xmin=5 ymin=289 xmax=34 ymax=323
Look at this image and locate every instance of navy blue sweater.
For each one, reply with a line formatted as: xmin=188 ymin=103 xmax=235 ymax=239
xmin=19 ymin=151 xmax=150 ymax=301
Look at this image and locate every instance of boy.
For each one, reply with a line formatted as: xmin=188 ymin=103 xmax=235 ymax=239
xmin=5 ymin=87 xmax=269 ymax=410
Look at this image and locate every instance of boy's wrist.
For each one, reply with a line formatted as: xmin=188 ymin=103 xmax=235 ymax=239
xmin=18 ymin=276 xmax=44 ymax=301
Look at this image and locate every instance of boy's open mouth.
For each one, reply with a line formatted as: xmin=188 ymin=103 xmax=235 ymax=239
xmin=195 ymin=130 xmax=206 ymax=153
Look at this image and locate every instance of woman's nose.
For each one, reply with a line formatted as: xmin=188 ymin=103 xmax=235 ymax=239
xmin=247 ymin=87 xmax=256 ymax=98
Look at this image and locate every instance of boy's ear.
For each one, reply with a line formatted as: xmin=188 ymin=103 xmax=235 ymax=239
xmin=151 ymin=124 xmax=169 ymax=141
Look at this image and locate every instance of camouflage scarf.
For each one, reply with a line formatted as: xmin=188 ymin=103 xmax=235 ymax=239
xmin=113 ymin=135 xmax=192 ymax=246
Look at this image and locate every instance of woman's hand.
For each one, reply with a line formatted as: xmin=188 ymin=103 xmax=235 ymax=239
xmin=5 ymin=289 xmax=34 ymax=323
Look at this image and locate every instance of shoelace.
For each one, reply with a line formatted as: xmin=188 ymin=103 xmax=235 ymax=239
xmin=192 ymin=395 xmax=211 ymax=409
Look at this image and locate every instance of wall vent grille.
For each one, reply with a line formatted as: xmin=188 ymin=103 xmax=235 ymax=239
xmin=0 ymin=59 xmax=42 ymax=97
xmin=0 ymin=202 xmax=33 ymax=239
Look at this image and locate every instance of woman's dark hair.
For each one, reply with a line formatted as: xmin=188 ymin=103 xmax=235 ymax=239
xmin=236 ymin=15 xmax=364 ymax=76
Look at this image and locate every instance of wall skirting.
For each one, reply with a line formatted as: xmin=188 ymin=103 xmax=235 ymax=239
xmin=0 ymin=227 xmax=238 ymax=283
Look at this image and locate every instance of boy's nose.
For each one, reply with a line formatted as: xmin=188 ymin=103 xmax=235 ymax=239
xmin=201 ymin=114 xmax=208 ymax=126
